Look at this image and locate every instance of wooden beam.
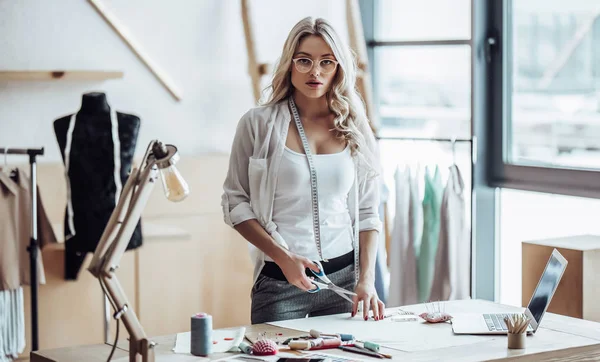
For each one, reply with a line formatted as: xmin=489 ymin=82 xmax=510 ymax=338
xmin=346 ymin=0 xmax=378 ymax=135
xmin=87 ymin=0 xmax=183 ymax=101
xmin=241 ymin=0 xmax=262 ymax=104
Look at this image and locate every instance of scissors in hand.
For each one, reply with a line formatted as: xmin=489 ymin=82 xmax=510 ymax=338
xmin=307 ymin=260 xmax=357 ymax=303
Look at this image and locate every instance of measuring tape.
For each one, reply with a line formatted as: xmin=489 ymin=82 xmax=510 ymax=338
xmin=289 ymin=97 xmax=326 ymax=262
xmin=288 ymin=97 xmax=361 ymax=283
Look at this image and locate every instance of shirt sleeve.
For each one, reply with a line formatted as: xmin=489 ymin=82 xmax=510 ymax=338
xmin=221 ymin=110 xmax=259 ymax=227
xmin=358 ymin=172 xmax=383 ymax=233
xmin=357 ymin=126 xmax=383 ymax=234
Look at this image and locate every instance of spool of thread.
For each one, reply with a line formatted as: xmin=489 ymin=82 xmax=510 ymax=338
xmin=339 ymin=334 xmax=354 ymax=342
xmin=363 ymin=341 xmax=380 ymax=352
xmin=238 ymin=341 xmax=253 ymax=355
xmin=289 ymin=340 xmax=313 ymax=350
xmin=191 ymin=313 xmax=212 ymax=356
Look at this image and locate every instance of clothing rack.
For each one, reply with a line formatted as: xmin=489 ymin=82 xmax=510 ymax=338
xmin=374 ymin=136 xmax=475 ymax=301
xmin=0 ymin=146 xmax=44 ymax=352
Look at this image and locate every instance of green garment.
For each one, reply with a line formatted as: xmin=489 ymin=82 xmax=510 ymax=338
xmin=417 ymin=165 xmax=444 ymax=303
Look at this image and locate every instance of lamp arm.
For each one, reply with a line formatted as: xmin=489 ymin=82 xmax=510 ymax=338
xmin=88 ymin=162 xmax=159 ymax=362
xmin=89 ymin=139 xmax=160 ymax=276
xmin=102 ymin=163 xmax=157 ymax=274
xmin=88 ymin=165 xmax=141 ymax=277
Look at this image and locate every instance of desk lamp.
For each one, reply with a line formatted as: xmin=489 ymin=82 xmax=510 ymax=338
xmin=88 ymin=139 xmax=189 ymax=362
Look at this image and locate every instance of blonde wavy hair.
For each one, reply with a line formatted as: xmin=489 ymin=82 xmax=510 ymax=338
xmin=262 ymin=17 xmax=379 ymax=180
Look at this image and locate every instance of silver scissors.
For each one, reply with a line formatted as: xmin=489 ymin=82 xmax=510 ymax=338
xmin=307 ymin=260 xmax=357 ymax=303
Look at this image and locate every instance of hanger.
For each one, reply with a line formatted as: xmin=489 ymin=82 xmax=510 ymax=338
xmin=3 ymin=147 xmax=17 ymax=180
xmin=450 ymin=137 xmax=457 ymax=166
xmin=3 ymin=147 xmax=6 ymax=170
xmin=2 ymin=147 xmax=9 ymax=175
xmin=0 ymin=148 xmax=18 ymax=194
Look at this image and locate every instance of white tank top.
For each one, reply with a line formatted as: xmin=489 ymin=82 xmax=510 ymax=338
xmin=269 ymin=145 xmax=355 ymax=261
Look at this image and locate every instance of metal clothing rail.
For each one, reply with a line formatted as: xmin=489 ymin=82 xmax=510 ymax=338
xmin=376 ymin=136 xmax=472 ymax=143
xmin=1 ymin=146 xmax=44 ymax=352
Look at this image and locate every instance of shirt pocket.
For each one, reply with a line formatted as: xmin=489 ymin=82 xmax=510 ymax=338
xmin=248 ymin=157 xmax=268 ymax=217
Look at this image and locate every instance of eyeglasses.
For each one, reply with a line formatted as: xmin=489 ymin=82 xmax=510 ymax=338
xmin=292 ymin=58 xmax=338 ymax=74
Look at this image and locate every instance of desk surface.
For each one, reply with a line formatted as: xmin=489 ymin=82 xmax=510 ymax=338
xmin=31 ymin=300 xmax=600 ymax=362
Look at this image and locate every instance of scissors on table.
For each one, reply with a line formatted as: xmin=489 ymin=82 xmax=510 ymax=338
xmin=307 ymin=260 xmax=357 ymax=303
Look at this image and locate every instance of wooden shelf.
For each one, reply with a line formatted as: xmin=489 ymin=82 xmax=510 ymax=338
xmin=0 ymin=70 xmax=124 ymax=81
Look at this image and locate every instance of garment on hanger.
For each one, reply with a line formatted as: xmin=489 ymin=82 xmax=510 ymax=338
xmin=0 ymin=168 xmax=56 ymax=289
xmin=388 ymin=165 xmax=419 ymax=307
xmin=374 ymin=179 xmax=390 ymax=304
xmin=0 ymin=168 xmax=56 ymax=360
xmin=0 ymin=288 xmax=24 ymax=362
xmin=429 ymin=164 xmax=468 ymax=301
xmin=417 ymin=165 xmax=444 ymax=303
xmin=410 ymin=164 xmax=423 ymax=258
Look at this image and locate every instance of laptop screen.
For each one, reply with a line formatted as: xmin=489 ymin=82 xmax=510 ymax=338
xmin=527 ymin=253 xmax=564 ymax=324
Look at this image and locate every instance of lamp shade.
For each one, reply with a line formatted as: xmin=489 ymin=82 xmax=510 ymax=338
xmin=159 ymin=165 xmax=189 ymax=202
xmin=150 ymin=141 xmax=189 ymax=202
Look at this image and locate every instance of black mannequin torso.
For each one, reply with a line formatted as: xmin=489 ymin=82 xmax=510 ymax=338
xmin=54 ymin=92 xmax=143 ymax=280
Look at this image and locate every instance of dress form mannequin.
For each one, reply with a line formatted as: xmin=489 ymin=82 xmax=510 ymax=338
xmin=54 ymin=92 xmax=143 ymax=280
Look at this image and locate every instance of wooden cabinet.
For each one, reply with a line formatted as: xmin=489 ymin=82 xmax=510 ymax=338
xmin=522 ymin=235 xmax=600 ymax=322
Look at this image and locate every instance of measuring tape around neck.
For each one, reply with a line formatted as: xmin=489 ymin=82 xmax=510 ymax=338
xmin=288 ymin=97 xmax=327 ymax=262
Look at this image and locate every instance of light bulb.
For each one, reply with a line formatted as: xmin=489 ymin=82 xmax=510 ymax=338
xmin=158 ymin=165 xmax=189 ymax=202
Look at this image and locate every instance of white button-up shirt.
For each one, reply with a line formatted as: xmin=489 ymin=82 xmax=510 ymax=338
xmin=221 ymin=99 xmax=382 ymax=282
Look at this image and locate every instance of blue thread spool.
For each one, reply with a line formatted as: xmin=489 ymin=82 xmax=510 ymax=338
xmin=191 ymin=313 xmax=212 ymax=356
xmin=339 ymin=334 xmax=354 ymax=342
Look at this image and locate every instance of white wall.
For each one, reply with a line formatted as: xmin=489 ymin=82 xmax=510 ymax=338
xmin=500 ymin=189 xmax=600 ymax=307
xmin=0 ymin=0 xmax=349 ymax=163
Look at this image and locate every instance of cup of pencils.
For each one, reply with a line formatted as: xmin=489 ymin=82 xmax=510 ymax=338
xmin=505 ymin=314 xmax=530 ymax=349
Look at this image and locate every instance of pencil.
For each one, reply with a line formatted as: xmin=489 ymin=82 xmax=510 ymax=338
xmin=339 ymin=346 xmax=386 ymax=359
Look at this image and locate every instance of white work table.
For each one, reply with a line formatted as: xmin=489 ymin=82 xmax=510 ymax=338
xmin=31 ymin=299 xmax=600 ymax=362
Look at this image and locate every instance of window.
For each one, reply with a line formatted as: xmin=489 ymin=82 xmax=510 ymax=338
xmin=362 ymin=0 xmax=500 ymax=301
xmin=489 ymin=0 xmax=600 ymax=197
xmin=375 ymin=46 xmax=471 ymax=138
xmin=369 ymin=0 xmax=472 ymax=139
xmin=376 ymin=0 xmax=471 ymax=41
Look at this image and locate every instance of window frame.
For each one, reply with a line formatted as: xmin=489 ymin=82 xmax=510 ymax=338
xmin=488 ymin=0 xmax=600 ymax=199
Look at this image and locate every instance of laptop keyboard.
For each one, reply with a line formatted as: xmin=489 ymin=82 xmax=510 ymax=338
xmin=483 ymin=314 xmax=515 ymax=331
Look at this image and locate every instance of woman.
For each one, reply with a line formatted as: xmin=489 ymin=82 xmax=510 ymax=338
xmin=221 ymin=17 xmax=384 ymax=324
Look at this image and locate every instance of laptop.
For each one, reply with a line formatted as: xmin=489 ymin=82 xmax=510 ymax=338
xmin=452 ymin=248 xmax=568 ymax=335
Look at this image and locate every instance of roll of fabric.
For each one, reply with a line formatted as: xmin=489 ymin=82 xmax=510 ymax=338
xmin=191 ymin=313 xmax=212 ymax=356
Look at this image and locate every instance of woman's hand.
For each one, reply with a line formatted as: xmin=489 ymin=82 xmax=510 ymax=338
xmin=352 ymin=280 xmax=385 ymax=321
xmin=276 ymin=253 xmax=320 ymax=291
